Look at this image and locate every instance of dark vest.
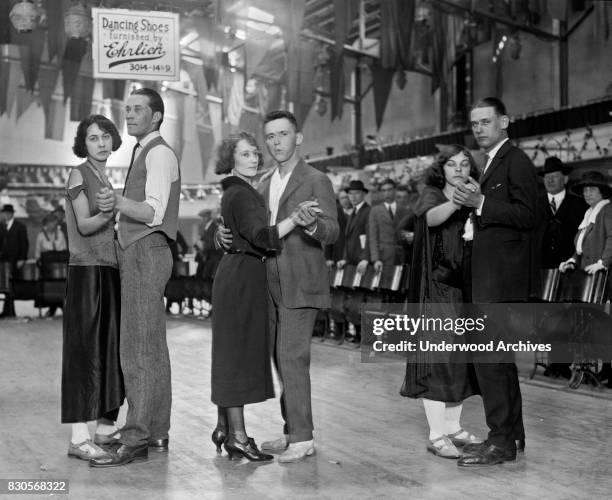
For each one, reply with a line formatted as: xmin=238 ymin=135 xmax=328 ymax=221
xmin=118 ymin=136 xmax=181 ymax=249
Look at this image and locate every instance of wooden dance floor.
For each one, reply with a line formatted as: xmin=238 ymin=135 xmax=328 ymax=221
xmin=1 ymin=314 xmax=611 ymax=499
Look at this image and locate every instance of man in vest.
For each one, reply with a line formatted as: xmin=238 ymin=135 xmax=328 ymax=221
xmin=91 ymin=88 xmax=180 ymax=467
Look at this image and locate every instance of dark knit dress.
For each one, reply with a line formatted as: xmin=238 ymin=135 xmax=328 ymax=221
xmin=400 ymin=186 xmax=481 ymax=402
xmin=211 ymin=176 xmax=281 ymax=407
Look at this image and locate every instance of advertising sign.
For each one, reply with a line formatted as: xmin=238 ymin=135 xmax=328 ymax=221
xmin=92 ymin=8 xmax=180 ymax=81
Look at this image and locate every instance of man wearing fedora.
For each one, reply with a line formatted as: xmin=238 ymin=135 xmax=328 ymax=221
xmin=337 ymin=179 xmax=371 ymax=344
xmin=0 ymin=204 xmax=29 ymax=317
xmin=538 ymin=157 xmax=587 ymax=269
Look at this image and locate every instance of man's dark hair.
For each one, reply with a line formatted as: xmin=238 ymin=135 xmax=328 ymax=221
xmin=471 ymin=97 xmax=507 ymax=117
xmin=264 ymin=110 xmax=298 ymax=131
xmin=379 ymin=178 xmax=397 ymax=189
xmin=73 ymin=114 xmax=122 ymax=158
xmin=131 ymin=87 xmax=165 ymax=129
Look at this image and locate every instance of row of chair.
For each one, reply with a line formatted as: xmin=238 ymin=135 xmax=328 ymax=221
xmin=533 ymin=268 xmax=610 ymax=389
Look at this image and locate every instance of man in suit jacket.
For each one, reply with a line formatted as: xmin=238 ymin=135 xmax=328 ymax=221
xmin=368 ymin=178 xmax=410 ymax=271
xmin=338 ymin=180 xmax=370 ymax=272
xmin=0 ymin=204 xmax=29 ymax=317
xmin=218 ymin=110 xmax=338 ymax=462
xmin=537 ymin=157 xmax=587 ymax=269
xmin=337 ymin=180 xmax=370 ymax=344
xmin=453 ymin=97 xmax=538 ymax=467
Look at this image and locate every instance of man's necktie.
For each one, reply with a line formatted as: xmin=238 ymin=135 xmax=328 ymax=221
xmin=550 ymin=197 xmax=557 ymax=214
xmin=123 ymin=143 xmax=140 ymax=194
xmin=483 ymin=153 xmax=490 ymax=174
xmin=387 ymin=204 xmax=394 ymax=220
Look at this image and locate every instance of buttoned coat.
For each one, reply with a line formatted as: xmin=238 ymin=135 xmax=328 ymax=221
xmin=472 ymin=141 xmax=539 ymax=302
xmin=259 ymin=159 xmax=339 ymax=309
xmin=368 ymin=202 xmax=410 ymax=266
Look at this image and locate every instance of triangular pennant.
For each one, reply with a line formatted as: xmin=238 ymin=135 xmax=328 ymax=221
xmin=62 ymin=38 xmax=88 ymax=102
xmin=46 ymin=0 xmax=67 ymax=62
xmin=370 ymin=64 xmax=395 ymax=130
xmin=45 ymin=97 xmax=66 ymax=140
xmin=18 ymin=29 xmax=46 ymax=92
xmin=0 ymin=0 xmax=11 ymax=45
xmin=0 ymin=58 xmax=10 ymax=116
xmin=16 ymin=86 xmax=35 ymax=119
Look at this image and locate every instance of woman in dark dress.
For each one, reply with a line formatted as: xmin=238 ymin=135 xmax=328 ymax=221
xmin=211 ymin=132 xmax=319 ymax=461
xmin=400 ymin=145 xmax=482 ymax=459
xmin=62 ymin=115 xmax=124 ymax=460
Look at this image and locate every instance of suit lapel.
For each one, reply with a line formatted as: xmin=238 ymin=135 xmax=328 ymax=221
xmin=258 ymin=173 xmax=272 ymax=211
xmin=278 ymin=161 xmax=307 ymax=213
xmin=480 ymin=140 xmax=512 ymax=187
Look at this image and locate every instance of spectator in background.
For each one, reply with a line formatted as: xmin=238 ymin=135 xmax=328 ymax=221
xmin=53 ymin=206 xmax=68 ymax=244
xmin=35 ymin=213 xmax=68 ymax=317
xmin=338 ymin=189 xmax=353 ymax=217
xmin=337 ymin=180 xmax=370 ymax=344
xmin=395 ymin=185 xmax=411 ymax=208
xmin=559 ymin=170 xmax=612 ymax=278
xmin=195 ymin=209 xmax=222 ymax=282
xmin=368 ymin=179 xmax=410 ymax=273
xmin=35 ymin=213 xmax=67 ymax=263
xmin=325 ymin=192 xmax=347 ymax=268
xmin=0 ymin=204 xmax=29 ymax=317
xmin=538 ymin=157 xmax=587 ymax=269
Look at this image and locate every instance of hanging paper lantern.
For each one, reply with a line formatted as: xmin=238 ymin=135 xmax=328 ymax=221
xmin=64 ymin=1 xmax=91 ymax=39
xmin=9 ymin=0 xmax=40 ymax=33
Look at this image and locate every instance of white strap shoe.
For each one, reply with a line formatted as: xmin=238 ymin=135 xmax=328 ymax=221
xmin=278 ymin=440 xmax=315 ymax=463
xmin=261 ymin=435 xmax=289 ymax=452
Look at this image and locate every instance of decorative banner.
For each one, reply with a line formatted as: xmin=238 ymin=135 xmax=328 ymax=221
xmin=91 ymin=8 xmax=180 ymax=81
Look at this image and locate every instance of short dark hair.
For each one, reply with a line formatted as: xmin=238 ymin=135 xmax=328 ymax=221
xmin=73 ymin=114 xmax=122 ymax=158
xmin=131 ymin=87 xmax=165 ymax=129
xmin=427 ymin=145 xmax=480 ymax=189
xmin=471 ymin=97 xmax=507 ymax=117
xmin=379 ymin=178 xmax=396 ymax=189
xmin=264 ymin=110 xmax=298 ymax=131
xmin=42 ymin=213 xmax=57 ymax=226
xmin=215 ymin=131 xmax=262 ymax=175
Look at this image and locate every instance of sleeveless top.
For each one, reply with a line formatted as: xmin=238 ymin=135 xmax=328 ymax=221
xmin=65 ymin=161 xmax=118 ymax=267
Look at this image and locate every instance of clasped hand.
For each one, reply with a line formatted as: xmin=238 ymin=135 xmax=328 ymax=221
xmin=452 ymin=177 xmax=482 ymax=209
xmin=96 ymin=187 xmax=116 ymax=213
xmin=290 ymin=200 xmax=322 ymax=228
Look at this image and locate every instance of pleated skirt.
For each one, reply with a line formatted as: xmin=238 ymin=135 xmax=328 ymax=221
xmin=61 ymin=265 xmax=124 ymax=423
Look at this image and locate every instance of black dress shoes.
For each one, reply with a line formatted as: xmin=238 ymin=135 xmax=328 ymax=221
xmin=463 ymin=439 xmax=524 ymax=455
xmin=457 ymin=443 xmax=516 ymax=467
xmin=89 ymin=443 xmax=148 ymax=467
xmin=149 ymin=438 xmax=169 ymax=452
xmin=224 ymin=437 xmax=273 ymax=462
xmin=211 ymin=428 xmax=227 ymax=453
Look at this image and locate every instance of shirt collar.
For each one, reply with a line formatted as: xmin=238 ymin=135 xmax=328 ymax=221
xmin=548 ymin=189 xmax=566 ymax=205
xmin=138 ymin=131 xmax=161 ymax=148
xmin=486 ymin=137 xmax=509 ymax=162
xmin=354 ymin=200 xmax=365 ymax=211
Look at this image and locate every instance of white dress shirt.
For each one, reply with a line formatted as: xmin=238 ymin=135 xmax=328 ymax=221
xmin=269 ymin=168 xmax=293 ymax=224
xmin=548 ymin=190 xmax=566 ymax=211
xmin=384 ymin=201 xmax=397 ymax=218
xmin=132 ymin=131 xmax=180 ymax=227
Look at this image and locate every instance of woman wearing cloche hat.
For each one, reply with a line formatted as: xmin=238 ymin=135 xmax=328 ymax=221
xmin=559 ymin=170 xmax=612 ymax=280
